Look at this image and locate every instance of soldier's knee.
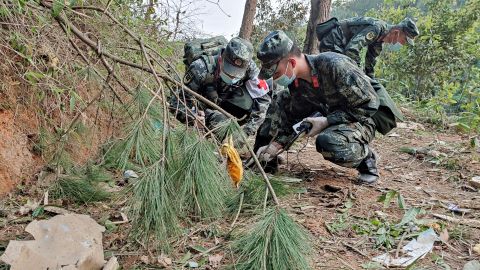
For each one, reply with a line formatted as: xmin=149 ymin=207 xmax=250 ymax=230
xmin=315 ymin=133 xmax=365 ymax=168
xmin=315 ymin=132 xmax=345 ymax=152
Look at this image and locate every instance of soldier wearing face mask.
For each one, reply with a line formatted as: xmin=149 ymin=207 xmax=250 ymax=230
xmin=316 ymin=17 xmax=419 ymax=78
xmin=253 ymin=30 xmax=405 ymax=184
xmin=171 ymin=37 xmax=271 ymax=137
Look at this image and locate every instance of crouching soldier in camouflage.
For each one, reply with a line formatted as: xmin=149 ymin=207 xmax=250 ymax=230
xmin=253 ymin=31 xmax=402 ymax=184
xmin=171 ymin=37 xmax=270 ymax=137
xmin=316 ymin=17 xmax=419 ymax=78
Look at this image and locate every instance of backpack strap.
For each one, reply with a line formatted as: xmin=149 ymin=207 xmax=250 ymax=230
xmin=199 ymin=54 xmax=217 ymax=85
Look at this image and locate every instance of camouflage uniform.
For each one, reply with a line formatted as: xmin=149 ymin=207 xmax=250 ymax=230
xmin=316 ymin=17 xmax=419 ymax=77
xmin=172 ymin=37 xmax=270 ymax=135
xmin=255 ymin=52 xmax=379 ymax=168
xmin=255 ymin=30 xmax=408 ymax=183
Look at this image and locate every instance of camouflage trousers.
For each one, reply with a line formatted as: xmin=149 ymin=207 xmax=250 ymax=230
xmin=254 ymin=90 xmax=376 ymax=168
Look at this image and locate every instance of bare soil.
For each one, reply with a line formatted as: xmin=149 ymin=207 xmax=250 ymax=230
xmin=1 ymin=120 xmax=479 ymax=270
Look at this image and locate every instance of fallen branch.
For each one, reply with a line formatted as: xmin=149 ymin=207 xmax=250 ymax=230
xmin=433 ymin=213 xmax=480 ymax=228
xmin=49 ymin=3 xmax=280 ymax=205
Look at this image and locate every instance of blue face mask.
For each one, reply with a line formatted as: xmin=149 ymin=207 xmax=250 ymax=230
xmin=384 ymin=42 xmax=403 ymax=52
xmin=220 ymin=71 xmax=240 ymax=85
xmin=274 ymin=62 xmax=296 ymax=86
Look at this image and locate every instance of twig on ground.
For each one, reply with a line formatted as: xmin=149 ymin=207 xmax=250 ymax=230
xmin=433 ymin=213 xmax=480 ymax=228
xmin=395 ymin=231 xmax=407 ymax=258
xmin=230 ymin=192 xmax=244 ymax=229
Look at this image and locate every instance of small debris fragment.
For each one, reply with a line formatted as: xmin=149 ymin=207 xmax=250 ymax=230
xmin=103 ymin=256 xmax=120 ymax=270
xmin=157 ymin=254 xmax=172 ymax=267
xmin=208 ymin=254 xmax=223 ymax=268
xmin=463 ymin=260 xmax=480 ymax=270
xmin=387 ymin=132 xmax=400 ymax=137
xmin=44 ymin=206 xmax=73 ymax=215
xmin=439 ymin=228 xmax=449 ymax=243
xmin=18 ymin=199 xmax=39 ymax=216
xmin=473 ymin=244 xmax=480 ymax=256
xmin=300 ymin=206 xmax=316 ymax=211
xmin=447 ymin=203 xmax=472 ymax=214
xmin=397 ymin=121 xmax=425 ymax=131
xmin=1 ymin=214 xmax=105 ymax=269
xmin=188 ymin=261 xmax=199 ymax=268
xmin=123 ymin=170 xmax=139 ymax=179
xmin=373 ymin=228 xmax=438 ymax=267
xmin=469 ymin=176 xmax=480 ymax=189
xmin=140 ymin=255 xmax=150 ymax=264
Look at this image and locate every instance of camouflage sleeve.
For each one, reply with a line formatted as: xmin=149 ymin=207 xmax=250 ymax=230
xmin=258 ymin=90 xmax=296 ymax=147
xmin=170 ymin=59 xmax=207 ymax=123
xmin=326 ymin=58 xmax=380 ymax=126
xmin=364 ymin=42 xmax=382 ymax=78
xmin=243 ymin=92 xmax=271 ymax=136
xmin=344 ymin=25 xmax=382 ymax=66
xmin=245 ymin=59 xmax=260 ymax=79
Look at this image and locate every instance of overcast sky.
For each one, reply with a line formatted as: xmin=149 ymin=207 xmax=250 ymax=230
xmin=197 ymin=0 xmax=247 ymax=38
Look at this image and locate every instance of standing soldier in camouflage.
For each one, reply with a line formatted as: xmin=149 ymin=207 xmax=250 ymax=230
xmin=316 ymin=17 xmax=419 ymax=78
xmin=253 ymin=30 xmax=403 ymax=184
xmin=172 ymin=37 xmax=270 ymax=138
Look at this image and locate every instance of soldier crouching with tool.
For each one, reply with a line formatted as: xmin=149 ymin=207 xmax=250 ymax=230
xmin=253 ymin=30 xmax=402 ymax=185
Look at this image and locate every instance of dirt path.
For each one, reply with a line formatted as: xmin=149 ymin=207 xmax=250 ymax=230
xmin=282 ymin=121 xmax=480 ymax=269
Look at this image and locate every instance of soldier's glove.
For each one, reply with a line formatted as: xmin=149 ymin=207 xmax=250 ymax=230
xmin=304 ymin=116 xmax=329 ymax=137
xmin=256 ymin=142 xmax=282 ymax=162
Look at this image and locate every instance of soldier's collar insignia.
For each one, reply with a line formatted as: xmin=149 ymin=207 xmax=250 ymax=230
xmin=366 ymin=31 xmax=376 ymax=41
xmin=184 ymin=70 xmax=193 ymax=84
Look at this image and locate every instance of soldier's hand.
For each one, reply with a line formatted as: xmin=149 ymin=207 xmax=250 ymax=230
xmin=304 ymin=116 xmax=329 ymax=137
xmin=194 ymin=110 xmax=205 ymax=128
xmin=256 ymin=142 xmax=282 ymax=162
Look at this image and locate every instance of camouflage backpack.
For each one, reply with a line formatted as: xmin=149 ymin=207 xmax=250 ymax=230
xmin=183 ymin=36 xmax=228 ymax=67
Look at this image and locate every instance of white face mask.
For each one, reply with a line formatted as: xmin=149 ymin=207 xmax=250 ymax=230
xmin=273 ymin=62 xmax=296 ymax=86
xmin=220 ymin=70 xmax=240 ymax=85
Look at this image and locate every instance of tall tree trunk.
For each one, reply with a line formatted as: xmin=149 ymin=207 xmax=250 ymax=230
xmin=303 ymin=0 xmax=332 ymax=54
xmin=239 ymin=0 xmax=258 ymax=40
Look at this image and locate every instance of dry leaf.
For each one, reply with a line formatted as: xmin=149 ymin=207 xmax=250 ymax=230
xmin=473 ymin=244 xmax=480 ymax=256
xmin=439 ymin=228 xmax=449 ymax=243
xmin=18 ymin=199 xmax=40 ymax=215
xmin=157 ymin=254 xmax=172 ymax=267
xmin=140 ymin=255 xmax=150 ymax=264
xmin=208 ymin=254 xmax=223 ymax=268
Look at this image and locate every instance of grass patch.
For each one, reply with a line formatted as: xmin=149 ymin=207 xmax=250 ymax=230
xmin=50 ymin=164 xmax=111 ymax=203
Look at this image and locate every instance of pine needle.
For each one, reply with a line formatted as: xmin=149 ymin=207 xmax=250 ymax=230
xmin=129 ymin=160 xmax=180 ymax=250
xmin=214 ymin=118 xmax=244 ymax=142
xmin=50 ymin=164 xmax=111 ymax=204
xmin=233 ymin=206 xmax=312 ymax=270
xmin=227 ymin=172 xmax=291 ymax=214
xmin=175 ymin=137 xmax=231 ymax=219
xmin=105 ymin=89 xmax=164 ymax=169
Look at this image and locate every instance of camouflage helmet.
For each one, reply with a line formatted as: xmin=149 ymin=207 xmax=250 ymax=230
xmin=398 ymin=18 xmax=419 ymax=45
xmin=221 ymin=37 xmax=253 ymax=78
xmin=257 ymin=30 xmax=294 ymax=79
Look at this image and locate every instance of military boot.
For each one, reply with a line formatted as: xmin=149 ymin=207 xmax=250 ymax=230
xmin=357 ymin=148 xmax=379 ymax=184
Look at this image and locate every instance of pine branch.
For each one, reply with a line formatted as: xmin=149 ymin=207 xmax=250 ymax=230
xmin=41 ymin=1 xmax=280 ymax=204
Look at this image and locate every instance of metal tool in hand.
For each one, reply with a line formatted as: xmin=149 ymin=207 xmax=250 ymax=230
xmin=245 ymin=111 xmax=322 ymax=167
